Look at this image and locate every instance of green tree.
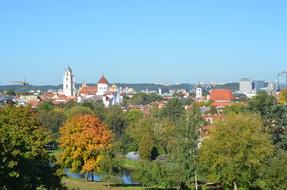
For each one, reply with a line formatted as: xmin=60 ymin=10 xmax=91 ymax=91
xmin=126 ymin=115 xmax=174 ymax=155
xmin=126 ymin=92 xmax=163 ymax=106
xmin=0 ymin=106 xmax=63 ymax=190
xmin=248 ymin=91 xmax=277 ymax=126
xmin=119 ymin=109 xmax=144 ymax=153
xmin=93 ymin=101 xmax=107 ymax=122
xmin=38 ymin=101 xmax=54 ymax=111
xmin=124 ymin=109 xmax=144 ymax=125
xmin=99 ymin=146 xmax=122 ymax=189
xmin=223 ymin=104 xmax=247 ymax=114
xmin=5 ymin=89 xmax=16 ymax=96
xmin=161 ymin=98 xmax=185 ymax=123
xmin=199 ymin=113 xmax=274 ymax=190
xmin=138 ymin=134 xmax=158 ymax=161
xmin=169 ymin=107 xmax=203 ymax=188
xmin=248 ymin=91 xmax=287 ymax=150
xmin=105 ymin=105 xmax=126 ymax=139
xmin=37 ymin=108 xmax=66 ymax=144
xmin=82 ymin=101 xmax=107 ymax=122
xmin=64 ymin=105 xmax=93 ymax=119
xmin=134 ymin=161 xmax=170 ymax=189
xmin=134 ymin=161 xmax=156 ymax=188
xmin=260 ymin=150 xmax=287 ymax=190
xmin=124 ymin=117 xmax=152 ymax=153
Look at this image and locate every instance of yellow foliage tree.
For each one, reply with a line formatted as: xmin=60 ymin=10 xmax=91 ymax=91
xmin=59 ymin=114 xmax=111 ymax=181
xmin=279 ymin=89 xmax=287 ymax=105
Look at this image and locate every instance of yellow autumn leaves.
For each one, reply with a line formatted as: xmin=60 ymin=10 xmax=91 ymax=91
xmin=59 ymin=114 xmax=111 ymax=174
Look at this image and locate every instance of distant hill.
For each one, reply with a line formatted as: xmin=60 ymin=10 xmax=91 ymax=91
xmin=0 ymin=83 xmax=194 ymax=93
xmin=0 ymin=82 xmax=240 ymax=93
xmin=115 ymin=83 xmax=193 ymax=92
xmin=214 ymin=83 xmax=239 ymax=92
xmin=0 ymin=85 xmax=62 ymax=92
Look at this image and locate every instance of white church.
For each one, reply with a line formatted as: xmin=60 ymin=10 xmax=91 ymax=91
xmin=62 ymin=67 xmax=123 ymax=107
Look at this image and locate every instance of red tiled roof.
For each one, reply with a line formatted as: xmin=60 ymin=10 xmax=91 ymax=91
xmin=79 ymin=86 xmax=97 ymax=95
xmin=210 ymin=89 xmax=234 ymax=101
xmin=27 ymin=100 xmax=40 ymax=108
xmin=98 ymin=76 xmax=109 ymax=84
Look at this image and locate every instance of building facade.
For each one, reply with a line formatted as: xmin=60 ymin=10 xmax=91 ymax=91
xmin=196 ymin=87 xmax=203 ymax=99
xmin=63 ymin=67 xmax=76 ymax=97
xmin=239 ymin=78 xmax=253 ymax=94
xmin=96 ymin=76 xmax=109 ymax=96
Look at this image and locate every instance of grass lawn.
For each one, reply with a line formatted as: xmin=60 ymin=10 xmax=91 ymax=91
xmin=63 ymin=177 xmax=142 ymax=190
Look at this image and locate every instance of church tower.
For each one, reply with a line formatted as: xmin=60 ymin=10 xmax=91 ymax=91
xmin=63 ymin=67 xmax=76 ymax=97
xmin=96 ymin=75 xmax=109 ymax=96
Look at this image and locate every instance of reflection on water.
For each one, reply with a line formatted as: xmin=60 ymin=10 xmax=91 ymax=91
xmin=65 ymin=169 xmax=137 ymax=185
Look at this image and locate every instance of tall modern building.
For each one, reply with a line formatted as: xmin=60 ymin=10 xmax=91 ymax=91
xmin=239 ymin=78 xmax=253 ymax=94
xmin=253 ymin=80 xmax=266 ymax=92
xmin=63 ymin=67 xmax=76 ymax=97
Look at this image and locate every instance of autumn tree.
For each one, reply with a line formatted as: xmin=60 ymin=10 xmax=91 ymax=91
xmin=199 ymin=113 xmax=274 ymax=190
xmin=0 ymin=106 xmax=63 ymax=190
xmin=59 ymin=114 xmax=112 ymax=181
xmin=279 ymin=88 xmax=287 ymax=105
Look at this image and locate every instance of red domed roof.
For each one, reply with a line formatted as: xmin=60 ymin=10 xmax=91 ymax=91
xmin=98 ymin=76 xmax=109 ymax=84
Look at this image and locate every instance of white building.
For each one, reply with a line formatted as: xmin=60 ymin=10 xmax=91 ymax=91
xmin=63 ymin=67 xmax=76 ymax=97
xmin=196 ymin=87 xmax=203 ymax=99
xmin=96 ymin=76 xmax=109 ymax=96
xmin=240 ymin=78 xmax=253 ymax=94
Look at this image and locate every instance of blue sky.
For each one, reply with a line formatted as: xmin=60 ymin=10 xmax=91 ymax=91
xmin=0 ymin=0 xmax=286 ymax=85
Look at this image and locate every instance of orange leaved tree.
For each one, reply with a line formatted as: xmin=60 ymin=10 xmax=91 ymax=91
xmin=59 ymin=114 xmax=112 ymax=181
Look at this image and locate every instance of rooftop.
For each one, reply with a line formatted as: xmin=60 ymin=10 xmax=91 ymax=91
xmin=98 ymin=76 xmax=109 ymax=84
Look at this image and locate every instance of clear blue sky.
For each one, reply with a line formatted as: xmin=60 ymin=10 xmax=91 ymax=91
xmin=0 ymin=0 xmax=286 ymax=85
